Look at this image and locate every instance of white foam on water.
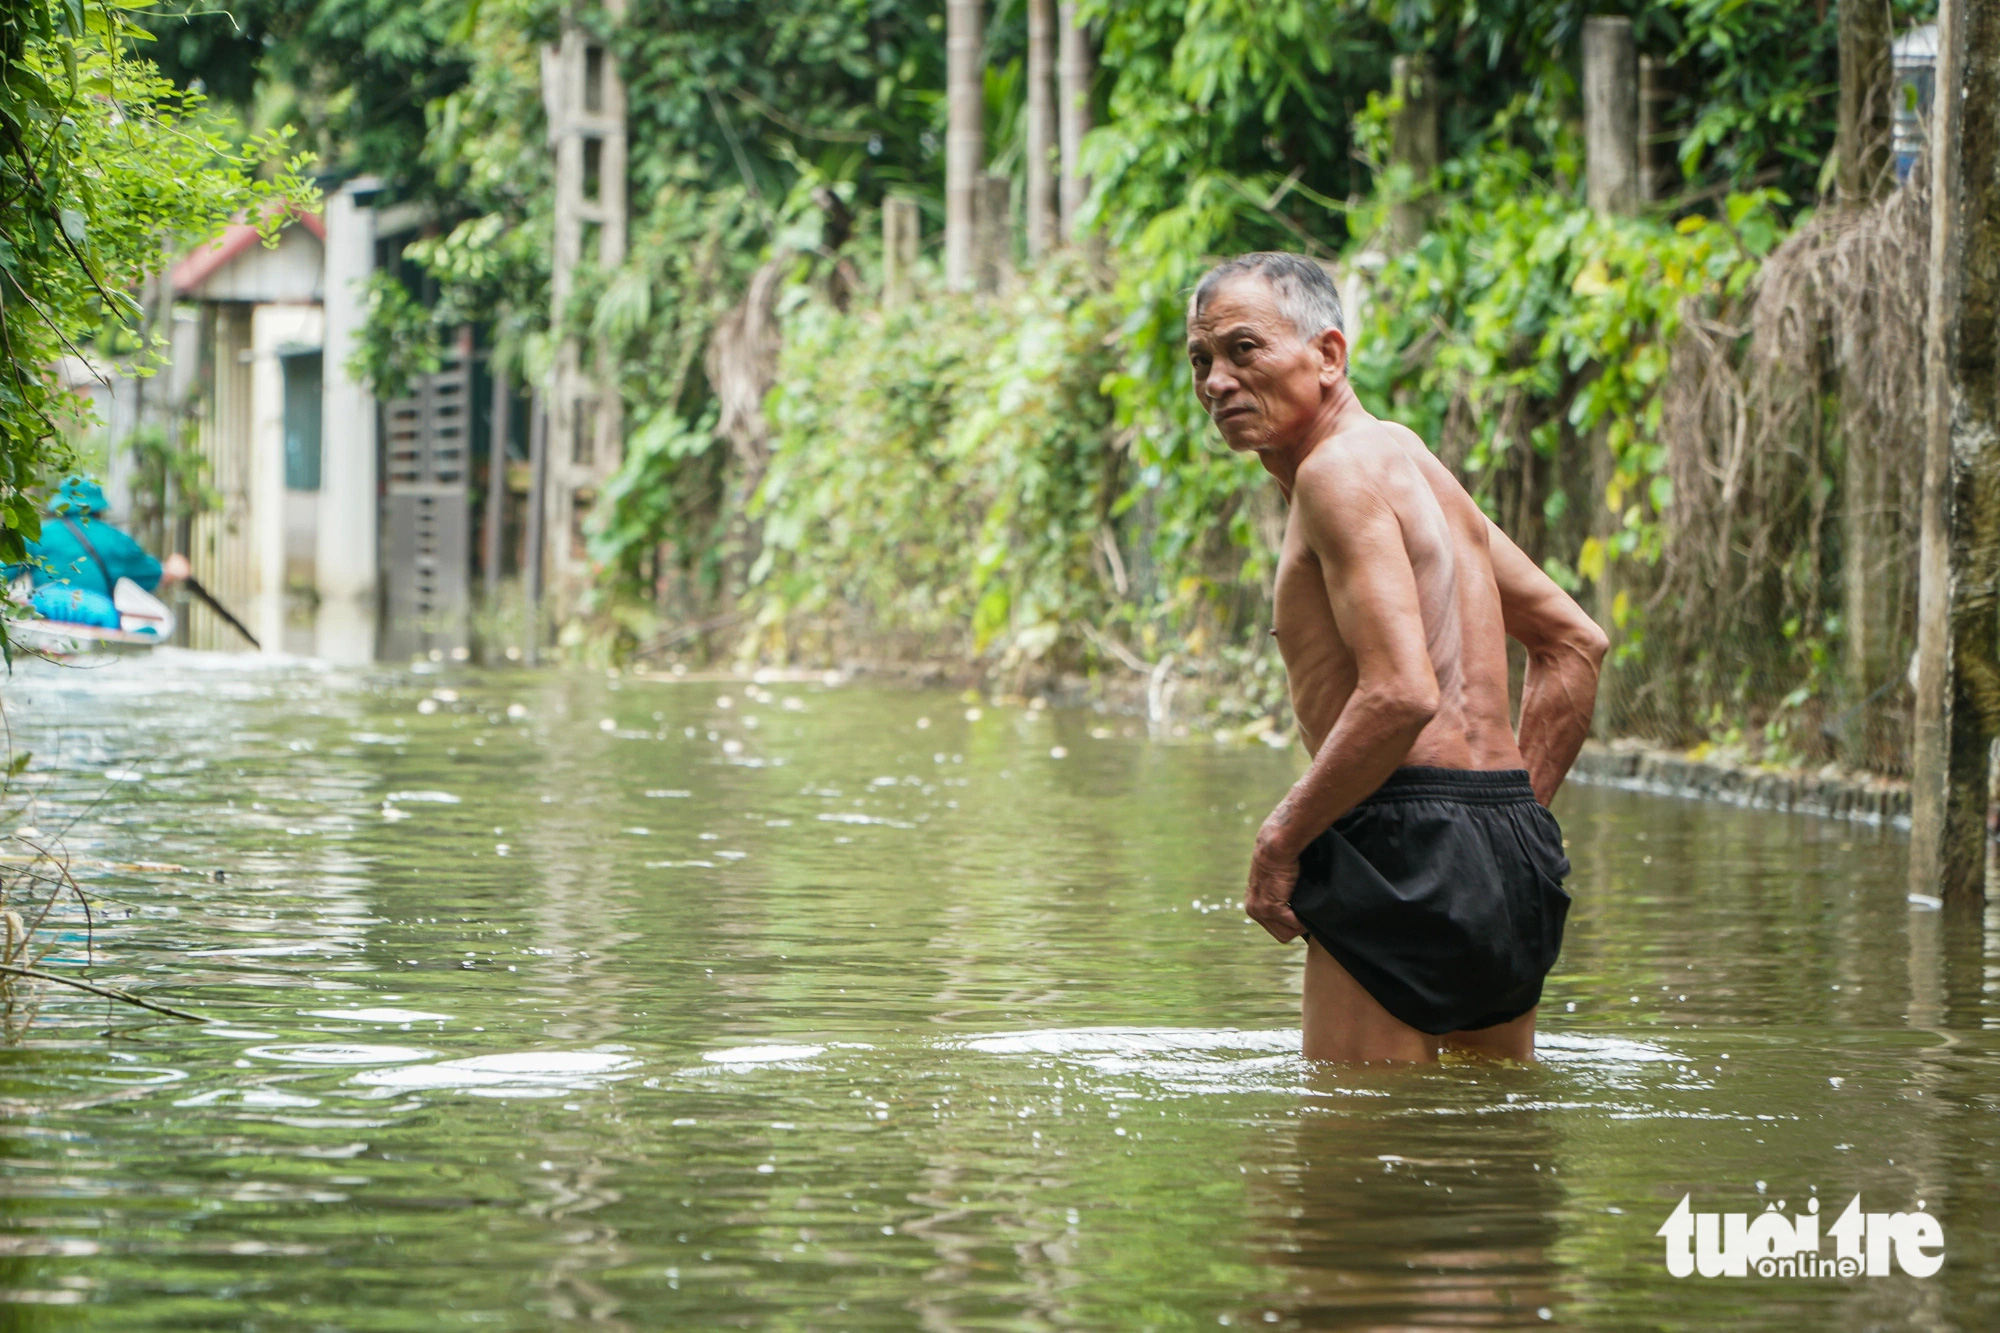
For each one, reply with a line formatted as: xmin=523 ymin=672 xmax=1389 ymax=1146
xmin=382 ymin=790 xmax=460 ymax=804
xmin=701 ymin=1044 xmax=830 ymax=1065
xmin=955 ymin=1027 xmax=1297 ymax=1058
xmin=1534 ymin=1032 xmax=1685 ymax=1065
xmin=950 ymin=1027 xmax=1309 ymax=1096
xmin=174 ymin=1087 xmax=323 ymax=1109
xmin=243 ymin=1043 xmax=438 ymax=1066
xmin=351 ymin=1049 xmax=639 ymax=1098
xmin=302 ymin=1008 xmax=452 ymax=1024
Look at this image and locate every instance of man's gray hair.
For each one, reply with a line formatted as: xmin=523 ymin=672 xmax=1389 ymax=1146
xmin=1190 ymin=252 xmax=1345 ymax=340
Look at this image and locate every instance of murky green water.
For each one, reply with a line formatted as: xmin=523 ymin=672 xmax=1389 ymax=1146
xmin=0 ymin=654 xmax=1994 ymax=1330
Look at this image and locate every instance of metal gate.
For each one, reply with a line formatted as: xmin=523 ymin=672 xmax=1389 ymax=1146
xmin=382 ymin=327 xmax=472 ymax=655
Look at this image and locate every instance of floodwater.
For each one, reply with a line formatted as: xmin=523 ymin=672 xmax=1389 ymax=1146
xmin=0 ymin=654 xmax=1994 ymax=1331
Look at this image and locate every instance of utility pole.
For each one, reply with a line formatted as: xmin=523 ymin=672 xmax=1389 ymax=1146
xmin=541 ymin=1 xmax=628 ymax=616
xmin=1056 ymin=2 xmax=1092 ymax=242
xmin=946 ymin=0 xmax=983 ymax=289
xmin=1026 ymin=0 xmax=1057 ymax=260
xmin=1911 ymin=0 xmax=2000 ymax=904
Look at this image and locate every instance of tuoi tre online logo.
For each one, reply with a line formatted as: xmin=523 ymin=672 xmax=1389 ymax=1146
xmin=1656 ymin=1194 xmax=1944 ymax=1279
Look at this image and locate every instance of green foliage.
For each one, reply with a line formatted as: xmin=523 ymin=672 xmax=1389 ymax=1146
xmin=752 ymin=259 xmax=1123 ymax=664
xmin=136 ymin=0 xmax=476 ymax=186
xmin=589 ymin=402 xmax=720 ymax=590
xmin=1346 ymin=107 xmax=1778 ymax=575
xmin=300 ymin=0 xmax=1934 ymax=760
xmin=348 ymin=271 xmax=445 ymax=401
xmin=121 ymin=423 xmax=217 ymax=549
xmin=0 ymin=0 xmax=313 ymax=592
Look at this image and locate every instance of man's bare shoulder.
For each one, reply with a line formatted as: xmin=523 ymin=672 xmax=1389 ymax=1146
xmin=1288 ymin=420 xmax=1416 ymax=556
xmin=1374 ymin=419 xmax=1483 ymax=511
xmin=1295 ymin=418 xmax=1411 ymax=492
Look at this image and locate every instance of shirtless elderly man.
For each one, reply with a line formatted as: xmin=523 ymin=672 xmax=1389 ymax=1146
xmin=1187 ymin=252 xmax=1608 ymax=1063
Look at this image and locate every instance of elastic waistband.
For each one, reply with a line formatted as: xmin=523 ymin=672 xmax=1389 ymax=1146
xmin=1355 ymin=766 xmax=1537 ymax=807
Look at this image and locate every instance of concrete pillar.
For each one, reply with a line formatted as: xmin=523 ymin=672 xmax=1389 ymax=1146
xmin=314 ymin=177 xmax=379 ymax=663
xmin=1583 ymin=17 xmax=1640 ymax=217
xmin=1911 ymin=0 xmax=2000 ymax=905
xmin=540 ymin=4 xmax=628 ymax=613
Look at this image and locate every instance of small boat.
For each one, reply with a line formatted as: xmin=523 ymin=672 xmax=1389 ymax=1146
xmin=7 ymin=576 xmax=176 ymax=658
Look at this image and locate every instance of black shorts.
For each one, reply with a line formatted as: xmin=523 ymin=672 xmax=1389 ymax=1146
xmin=1288 ymin=767 xmax=1571 ymax=1035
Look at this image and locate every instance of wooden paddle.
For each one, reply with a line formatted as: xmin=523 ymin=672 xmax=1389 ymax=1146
xmin=183 ymin=575 xmax=262 ymax=650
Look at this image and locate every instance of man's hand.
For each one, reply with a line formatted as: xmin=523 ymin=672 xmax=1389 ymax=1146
xmin=1245 ymin=844 xmax=1305 ymax=943
xmin=160 ymin=553 xmax=190 ymax=585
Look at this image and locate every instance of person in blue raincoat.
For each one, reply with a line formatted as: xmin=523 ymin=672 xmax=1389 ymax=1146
xmin=3 ymin=477 xmax=189 ymax=629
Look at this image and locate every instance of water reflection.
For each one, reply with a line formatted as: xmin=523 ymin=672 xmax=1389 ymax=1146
xmin=0 ymin=655 xmax=1993 ymax=1329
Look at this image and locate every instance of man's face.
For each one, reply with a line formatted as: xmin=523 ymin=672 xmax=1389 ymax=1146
xmin=1186 ymin=275 xmax=1341 ymax=455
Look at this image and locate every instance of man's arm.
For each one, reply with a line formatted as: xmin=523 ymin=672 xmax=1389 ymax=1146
xmin=1245 ymin=466 xmax=1439 ymax=943
xmin=1487 ymin=520 xmax=1607 ymax=804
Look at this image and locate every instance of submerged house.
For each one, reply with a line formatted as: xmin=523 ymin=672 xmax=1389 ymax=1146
xmin=150 ymin=180 xmax=500 ymax=661
xmin=167 ymin=208 xmax=327 ymax=652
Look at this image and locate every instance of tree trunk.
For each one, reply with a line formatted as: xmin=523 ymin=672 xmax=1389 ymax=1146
xmin=946 ymin=0 xmax=983 ymax=290
xmin=1026 ymin=0 xmax=1057 ymax=260
xmin=976 ymin=171 xmax=1012 ymax=293
xmin=1837 ymin=1 xmax=1899 ymax=768
xmin=1057 ymin=2 xmax=1092 ymax=242
xmin=1838 ymin=0 xmax=1896 ymax=205
xmin=1387 ymin=55 xmax=1439 ymax=248
xmin=1911 ymin=0 xmax=2000 ymax=904
xmin=882 ymin=195 xmax=921 ymax=307
xmin=1583 ymin=17 xmax=1639 ymax=218
xmin=1638 ymin=56 xmax=1674 ymax=203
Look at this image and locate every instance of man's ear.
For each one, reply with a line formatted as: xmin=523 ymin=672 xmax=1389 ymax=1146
xmin=1316 ymin=326 xmax=1350 ymax=381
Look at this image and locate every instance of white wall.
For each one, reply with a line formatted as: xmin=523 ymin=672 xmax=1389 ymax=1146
xmin=199 ymin=227 xmax=326 ymax=304
xmin=250 ymin=304 xmax=324 ymax=652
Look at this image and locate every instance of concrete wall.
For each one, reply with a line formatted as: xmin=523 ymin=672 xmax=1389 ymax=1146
xmin=250 ymin=304 xmax=324 ymax=651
